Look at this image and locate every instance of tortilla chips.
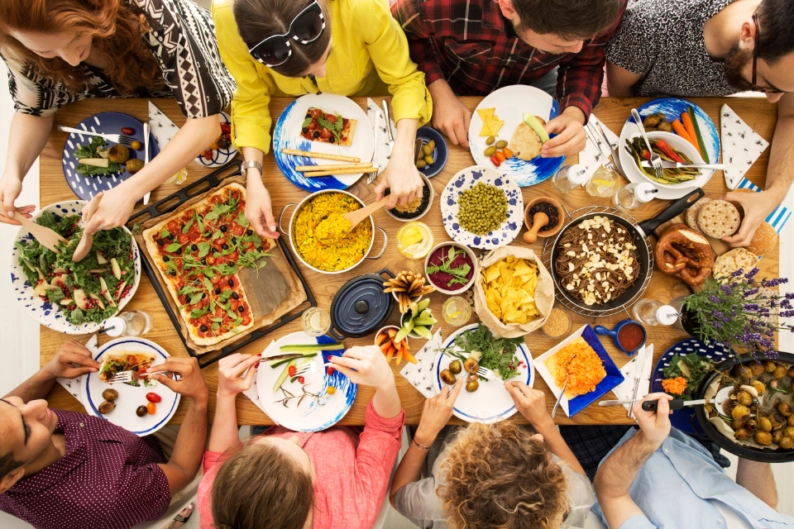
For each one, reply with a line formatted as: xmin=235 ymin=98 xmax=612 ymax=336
xmin=477 ymin=108 xmax=504 ymax=137
xmin=482 ymin=256 xmax=539 ymax=324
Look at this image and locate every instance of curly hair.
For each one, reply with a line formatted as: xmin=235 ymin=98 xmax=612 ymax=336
xmin=438 ymin=423 xmax=569 ymax=529
xmin=0 ymin=0 xmax=162 ymax=95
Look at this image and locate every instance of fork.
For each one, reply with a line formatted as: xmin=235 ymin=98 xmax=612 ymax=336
xmin=476 ymin=366 xmax=498 ymax=381
xmin=551 ymin=354 xmax=577 ymax=418
xmin=583 ymin=126 xmax=617 ymax=174
xmin=587 ymin=121 xmax=626 ymax=178
xmin=293 ymin=361 xmax=331 ymax=377
xmin=110 ymin=370 xmax=177 ymax=383
xmin=630 ymin=109 xmax=664 ymax=180
xmin=58 ymin=125 xmax=134 ymax=146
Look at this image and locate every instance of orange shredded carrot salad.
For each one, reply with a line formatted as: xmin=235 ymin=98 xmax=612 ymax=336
xmin=661 ymin=376 xmax=688 ymax=396
xmin=545 ymin=337 xmax=606 ymax=398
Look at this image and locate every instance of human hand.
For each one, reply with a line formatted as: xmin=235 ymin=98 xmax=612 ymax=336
xmin=633 ymin=393 xmax=673 ymax=450
xmin=428 ymin=81 xmax=472 ymax=148
xmin=245 ymin=176 xmax=280 ymax=240
xmin=42 ymin=340 xmax=100 ymax=379
xmin=217 ymin=353 xmax=260 ymax=399
xmin=150 ymin=357 xmax=209 ymax=403
xmin=722 ymin=190 xmax=778 ymax=247
xmin=0 ymin=174 xmax=34 ymax=224
xmin=415 ymin=377 xmax=464 ymax=444
xmin=543 ymin=108 xmax=587 ymax=158
xmin=375 ymin=147 xmax=423 ymax=208
xmin=505 ymin=381 xmax=553 ymax=428
xmin=83 ymin=187 xmax=136 ymax=234
xmin=328 ymin=346 xmax=395 ymax=391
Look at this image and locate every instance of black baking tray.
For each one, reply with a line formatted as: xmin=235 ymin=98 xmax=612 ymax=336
xmin=126 ymin=161 xmax=316 ymax=368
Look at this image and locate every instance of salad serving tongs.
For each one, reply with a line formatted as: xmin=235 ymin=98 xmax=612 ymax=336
xmin=1 ymin=210 xmax=66 ymax=253
xmin=73 ymin=192 xmax=104 ymax=262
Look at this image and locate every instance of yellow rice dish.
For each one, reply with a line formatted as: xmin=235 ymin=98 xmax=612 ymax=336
xmin=293 ymin=193 xmax=372 ymax=272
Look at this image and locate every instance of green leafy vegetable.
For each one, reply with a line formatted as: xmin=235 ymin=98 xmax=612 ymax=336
xmin=74 ymin=137 xmax=121 ymax=177
xmin=450 ymin=324 xmax=524 ymax=380
xmin=426 ymin=247 xmax=471 ymax=287
xmin=662 ymin=353 xmax=714 ymax=400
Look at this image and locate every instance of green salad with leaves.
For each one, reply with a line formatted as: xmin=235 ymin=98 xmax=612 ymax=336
xmin=448 ymin=324 xmax=525 ymax=380
xmin=661 ymin=352 xmax=714 ymax=400
xmin=15 ymin=211 xmax=136 ymax=325
xmin=74 ymin=137 xmax=122 ymax=176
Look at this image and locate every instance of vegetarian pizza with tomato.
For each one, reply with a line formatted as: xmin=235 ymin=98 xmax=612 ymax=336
xmin=300 ymin=107 xmax=357 ymax=146
xmin=142 ymin=183 xmax=274 ymax=346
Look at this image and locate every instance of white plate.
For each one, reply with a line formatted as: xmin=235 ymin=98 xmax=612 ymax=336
xmin=195 ymin=111 xmax=237 ymax=168
xmin=257 ymin=332 xmax=357 ymax=433
xmin=434 ymin=324 xmax=534 ymax=424
xmin=85 ymin=338 xmax=180 ymax=436
xmin=619 ymin=130 xmax=704 ymax=191
xmin=440 ymin=165 xmax=523 ymax=250
xmin=9 ymin=200 xmax=141 ymax=334
xmin=273 ymin=94 xmax=375 ymax=192
xmin=468 ymin=85 xmax=564 ymax=187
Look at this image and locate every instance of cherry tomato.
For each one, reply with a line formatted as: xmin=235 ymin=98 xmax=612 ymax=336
xmin=220 ymin=123 xmax=231 ymax=133
xmin=490 ymin=154 xmax=501 ymax=167
xmin=327 ymin=366 xmax=335 ymax=376
xmin=495 ymin=151 xmax=506 ymax=163
xmin=298 ymin=376 xmax=305 ymax=384
xmin=147 ymin=402 xmax=157 ymax=415
xmin=288 ymin=365 xmax=297 ymax=377
xmin=121 ymin=127 xmax=135 ymax=135
xmin=502 ymin=147 xmax=513 ymax=158
xmin=327 ymin=386 xmax=336 ymax=395
xmin=146 ymin=393 xmax=162 ymax=403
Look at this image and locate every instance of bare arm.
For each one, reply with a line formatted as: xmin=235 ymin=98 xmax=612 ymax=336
xmin=208 ymin=354 xmax=260 ymax=453
xmin=4 ymin=370 xmax=58 ymax=402
xmin=736 ymin=458 xmax=778 ymax=510
xmin=1 ymin=112 xmax=54 ymax=217
xmin=3 ymin=341 xmax=99 ymax=401
xmin=606 ymin=62 xmax=644 ymax=97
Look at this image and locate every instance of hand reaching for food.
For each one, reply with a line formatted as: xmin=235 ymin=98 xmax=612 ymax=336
xmin=376 ymin=147 xmax=423 ymax=209
xmin=428 ymin=80 xmax=472 ymax=148
xmin=542 ymin=108 xmax=587 ymax=158
xmin=149 ymin=357 xmax=208 ymax=403
xmin=43 ymin=340 xmax=100 ymax=379
xmin=217 ymin=353 xmax=260 ymax=398
xmin=245 ymin=177 xmax=280 ymax=239
xmin=722 ymin=189 xmax=778 ymax=248
xmin=83 ymin=185 xmax=136 ymax=234
xmin=633 ymin=392 xmax=673 ymax=450
xmin=328 ymin=345 xmax=395 ymax=391
xmin=505 ymin=381 xmax=553 ymax=427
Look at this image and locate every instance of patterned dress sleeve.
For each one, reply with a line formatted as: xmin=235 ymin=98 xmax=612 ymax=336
xmin=2 ymin=56 xmax=87 ymax=117
xmin=605 ymin=2 xmax=659 ymax=76
xmin=133 ymin=0 xmax=235 ymax=118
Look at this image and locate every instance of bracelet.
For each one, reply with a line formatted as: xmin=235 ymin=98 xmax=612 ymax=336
xmin=413 ymin=438 xmax=431 ymax=451
xmin=241 ymin=160 xmax=262 ymax=178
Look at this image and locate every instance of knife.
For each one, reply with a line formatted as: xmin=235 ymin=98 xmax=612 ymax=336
xmin=142 ymin=122 xmax=151 ymax=205
xmin=600 ymin=398 xmax=705 ymax=411
xmin=628 ymin=344 xmax=651 ymax=419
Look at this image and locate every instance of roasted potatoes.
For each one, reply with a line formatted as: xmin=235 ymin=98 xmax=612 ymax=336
xmin=466 ymin=380 xmax=479 ymax=392
xmin=732 ymin=404 xmax=750 ymax=421
xmin=98 ymin=400 xmax=115 ymax=414
xmin=755 ymin=431 xmax=773 ymax=446
xmin=463 ymin=357 xmax=479 ymax=373
xmin=779 ymin=402 xmax=793 ymax=417
xmin=449 ymin=360 xmax=462 ymax=375
xmin=102 ymin=389 xmax=119 ymax=401
xmin=735 ymin=390 xmax=753 ymax=406
xmin=440 ymin=369 xmax=456 ymax=385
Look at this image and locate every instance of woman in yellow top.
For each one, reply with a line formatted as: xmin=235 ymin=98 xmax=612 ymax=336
xmin=213 ymin=0 xmax=432 ymax=238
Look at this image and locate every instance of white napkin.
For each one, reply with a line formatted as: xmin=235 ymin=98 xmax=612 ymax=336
xmin=242 ymin=341 xmax=273 ymax=415
xmin=579 ymin=114 xmax=620 ymax=167
xmin=56 ymin=334 xmax=99 ymax=409
xmin=148 ymin=101 xmax=180 ymax=151
xmin=720 ymin=104 xmax=769 ymax=190
xmin=366 ymin=98 xmax=394 ymax=176
xmin=612 ymin=345 xmax=654 ymax=414
xmin=400 ymin=329 xmax=443 ymax=398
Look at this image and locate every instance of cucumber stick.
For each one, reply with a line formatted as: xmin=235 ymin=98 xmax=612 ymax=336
xmin=274 ymin=360 xmax=297 ymax=392
xmin=269 ymin=352 xmax=317 ymax=369
xmin=279 ymin=343 xmax=344 ymax=353
xmin=687 ymin=107 xmax=709 ymax=163
xmin=522 ymin=113 xmax=550 ymax=143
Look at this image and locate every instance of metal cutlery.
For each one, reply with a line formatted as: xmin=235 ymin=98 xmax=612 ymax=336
xmin=588 ymin=121 xmax=626 ymax=178
xmin=58 ymin=125 xmax=133 ymax=146
xmin=552 ymin=354 xmax=577 ymax=418
xmin=110 ymin=370 xmax=177 ymax=383
xmin=631 ymin=109 xmax=664 ymax=180
xmin=142 ymin=122 xmax=152 ymax=205
xmin=599 ymin=398 xmax=705 ymax=411
xmin=583 ymin=126 xmax=618 ymax=175
xmin=382 ymin=99 xmax=395 ymax=154
xmin=368 ymin=105 xmax=380 ymax=184
xmin=293 ymin=361 xmax=331 ymax=378
xmin=640 ymin=161 xmax=727 ymax=170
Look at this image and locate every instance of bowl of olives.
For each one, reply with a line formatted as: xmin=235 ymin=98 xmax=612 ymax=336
xmin=695 ymin=352 xmax=794 ymax=462
xmin=414 ymin=126 xmax=447 ymax=178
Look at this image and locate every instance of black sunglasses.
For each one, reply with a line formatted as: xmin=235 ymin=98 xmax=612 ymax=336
xmin=248 ymin=0 xmax=326 ymax=67
xmin=751 ymin=13 xmax=783 ymax=94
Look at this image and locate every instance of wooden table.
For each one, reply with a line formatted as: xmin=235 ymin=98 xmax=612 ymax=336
xmin=39 ymin=96 xmax=779 ymax=425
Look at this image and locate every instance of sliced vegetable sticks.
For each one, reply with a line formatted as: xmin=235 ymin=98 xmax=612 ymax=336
xmin=680 ymin=112 xmax=703 ymax=157
xmin=687 ymin=107 xmax=710 ymax=163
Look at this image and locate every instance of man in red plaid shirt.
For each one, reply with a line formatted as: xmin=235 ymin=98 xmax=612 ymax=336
xmin=392 ymin=0 xmax=626 ymax=157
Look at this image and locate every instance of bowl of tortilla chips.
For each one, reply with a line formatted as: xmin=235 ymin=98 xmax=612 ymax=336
xmin=473 ymin=245 xmax=555 ymax=338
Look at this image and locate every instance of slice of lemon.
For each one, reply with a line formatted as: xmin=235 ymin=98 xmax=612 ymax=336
xmin=401 ymin=230 xmax=423 ymax=247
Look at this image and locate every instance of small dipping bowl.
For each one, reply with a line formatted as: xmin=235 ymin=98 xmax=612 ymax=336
xmin=415 ymin=126 xmax=448 ymax=178
xmin=594 ymin=319 xmax=647 ymax=355
xmin=524 ymin=196 xmax=565 ymax=240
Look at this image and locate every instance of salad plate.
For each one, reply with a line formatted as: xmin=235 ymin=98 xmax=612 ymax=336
xmin=85 ymin=338 xmax=180 ymax=436
xmin=434 ymin=324 xmax=534 ymax=424
xmin=196 ymin=111 xmax=237 ymax=168
xmin=10 ymin=200 xmax=141 ymax=334
xmin=61 ymin=112 xmax=160 ymax=200
xmin=257 ymin=332 xmax=357 ymax=433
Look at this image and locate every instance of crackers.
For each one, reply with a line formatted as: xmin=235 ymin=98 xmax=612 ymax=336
xmin=714 ymin=248 xmax=758 ymax=279
xmin=685 ymin=197 xmax=711 ymax=230
xmin=477 ymin=108 xmax=504 ymax=137
xmin=697 ymin=200 xmax=740 ymax=238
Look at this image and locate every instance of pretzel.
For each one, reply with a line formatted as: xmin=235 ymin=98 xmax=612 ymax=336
xmin=655 ymin=224 xmax=715 ymax=287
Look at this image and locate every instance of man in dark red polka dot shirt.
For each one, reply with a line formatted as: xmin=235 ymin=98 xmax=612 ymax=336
xmin=0 ymin=340 xmax=209 ymax=529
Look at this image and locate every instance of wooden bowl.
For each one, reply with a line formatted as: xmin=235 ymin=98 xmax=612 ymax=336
xmin=523 ymin=196 xmax=564 ymax=240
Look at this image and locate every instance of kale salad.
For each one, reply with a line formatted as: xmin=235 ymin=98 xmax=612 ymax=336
xmin=15 ymin=211 xmax=136 ymax=325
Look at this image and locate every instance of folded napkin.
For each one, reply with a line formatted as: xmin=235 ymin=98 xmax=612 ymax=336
xmin=579 ymin=114 xmax=620 ymax=168
xmin=148 ymin=101 xmax=180 ymax=151
xmin=611 ymin=345 xmax=654 ymax=415
xmin=56 ymin=334 xmax=99 ymax=410
xmin=720 ymin=104 xmax=769 ymax=190
xmin=400 ymin=330 xmax=443 ymax=398
xmin=366 ymin=98 xmax=394 ymax=177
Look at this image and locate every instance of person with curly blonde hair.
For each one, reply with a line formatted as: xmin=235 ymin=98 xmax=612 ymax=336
xmin=390 ymin=380 xmax=594 ymax=529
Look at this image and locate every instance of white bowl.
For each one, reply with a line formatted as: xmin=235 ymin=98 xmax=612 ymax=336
xmin=384 ymin=172 xmax=435 ymax=222
xmin=424 ymin=242 xmax=478 ymax=295
xmin=621 ymin=131 xmax=704 ymax=190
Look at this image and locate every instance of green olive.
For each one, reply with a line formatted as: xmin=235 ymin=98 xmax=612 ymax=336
xmin=484 ymin=146 xmax=497 ymax=157
xmin=424 ymin=155 xmax=434 ymax=165
xmin=449 ymin=360 xmax=462 ymax=374
xmin=423 ymin=144 xmax=433 ymax=156
xmin=486 ymin=136 xmax=496 ymax=145
xmin=416 ymin=159 xmax=427 ymax=169
xmin=495 ymin=140 xmax=508 ymax=149
xmin=427 ymin=140 xmax=435 ymax=150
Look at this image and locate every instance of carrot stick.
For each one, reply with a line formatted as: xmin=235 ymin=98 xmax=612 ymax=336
xmin=672 ymin=119 xmax=695 ymax=145
xmin=386 ymin=348 xmax=394 ymax=363
xmin=396 ymin=348 xmax=404 ymax=364
xmin=680 ymin=113 xmax=703 ymax=156
xmin=402 ymin=348 xmax=418 ymax=364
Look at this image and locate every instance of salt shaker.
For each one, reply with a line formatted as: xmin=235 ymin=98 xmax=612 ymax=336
xmin=552 ymin=164 xmax=593 ymax=194
xmin=104 ymin=310 xmax=153 ymax=337
xmin=614 ymin=182 xmax=657 ymax=210
xmin=632 ymin=299 xmax=677 ymax=327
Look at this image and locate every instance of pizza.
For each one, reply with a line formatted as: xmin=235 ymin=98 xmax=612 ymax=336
xmin=142 ymin=183 xmax=275 ymax=346
xmin=98 ymin=352 xmax=156 ymax=385
xmin=300 ymin=107 xmax=357 ymax=146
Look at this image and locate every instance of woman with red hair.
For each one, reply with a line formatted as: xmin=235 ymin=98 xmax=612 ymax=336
xmin=0 ymin=0 xmax=234 ymax=232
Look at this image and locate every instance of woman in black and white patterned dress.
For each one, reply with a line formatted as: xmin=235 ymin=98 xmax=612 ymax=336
xmin=0 ymin=0 xmax=235 ymax=231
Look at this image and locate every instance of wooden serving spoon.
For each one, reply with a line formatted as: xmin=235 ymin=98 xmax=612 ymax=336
xmin=343 ymin=195 xmax=390 ymax=233
xmin=523 ymin=211 xmax=549 ymax=244
xmin=73 ymin=192 xmax=104 ymax=262
xmin=1 ymin=211 xmax=66 ymax=253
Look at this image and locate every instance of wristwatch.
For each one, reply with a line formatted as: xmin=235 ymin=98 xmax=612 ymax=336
xmin=241 ymin=160 xmax=262 ymax=178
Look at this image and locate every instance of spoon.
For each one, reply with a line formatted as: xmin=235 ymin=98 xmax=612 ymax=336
xmin=343 ymin=195 xmax=390 ymax=234
xmin=551 ymin=353 xmax=576 ymax=418
xmin=1 ymin=211 xmax=66 ymax=253
xmin=73 ymin=192 xmax=103 ymax=262
xmin=523 ymin=211 xmax=549 ymax=244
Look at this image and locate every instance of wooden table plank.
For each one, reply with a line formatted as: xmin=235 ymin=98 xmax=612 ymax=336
xmin=39 ymin=96 xmax=779 ymax=425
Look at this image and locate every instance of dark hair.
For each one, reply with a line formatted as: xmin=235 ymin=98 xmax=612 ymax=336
xmin=755 ymin=0 xmax=794 ymax=64
xmin=211 ymin=441 xmax=314 ymax=529
xmin=512 ymin=0 xmax=622 ymax=41
xmin=233 ymin=0 xmax=331 ymax=78
xmin=0 ymin=451 xmax=22 ymax=481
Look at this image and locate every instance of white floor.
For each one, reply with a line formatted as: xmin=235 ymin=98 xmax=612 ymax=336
xmin=0 ymin=50 xmax=792 ymax=529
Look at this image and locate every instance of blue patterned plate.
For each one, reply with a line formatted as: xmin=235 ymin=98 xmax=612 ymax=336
xmin=441 ymin=165 xmax=523 ymax=250
xmin=435 ymin=324 xmax=534 ymax=424
xmin=85 ymin=338 xmax=180 ymax=437
xmin=256 ymin=332 xmax=357 ymax=433
xmin=9 ymin=200 xmax=142 ymax=334
xmin=619 ymin=98 xmax=720 ymax=200
xmin=61 ymin=112 xmax=160 ymax=200
xmin=195 ymin=111 xmax=237 ymax=167
xmin=468 ymin=85 xmax=564 ymax=187
xmin=651 ymin=338 xmax=732 ymax=435
xmin=273 ymin=94 xmax=374 ymax=192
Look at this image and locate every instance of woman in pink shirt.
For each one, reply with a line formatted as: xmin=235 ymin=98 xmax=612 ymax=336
xmin=197 ymin=346 xmax=405 ymax=529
